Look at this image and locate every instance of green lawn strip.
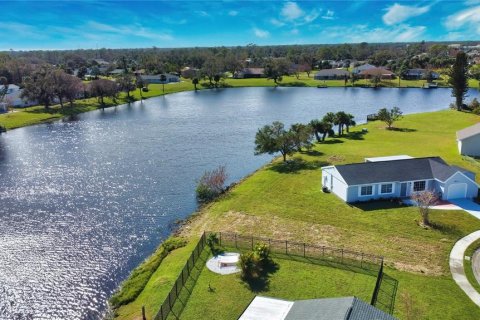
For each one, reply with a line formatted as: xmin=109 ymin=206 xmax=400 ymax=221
xmin=113 ymin=237 xmax=199 ymax=320
xmin=180 ymin=254 xmax=376 ymax=320
xmin=464 ymin=239 xmax=480 ymax=295
xmin=389 ymin=267 xmax=480 ymax=320
xmin=110 ymin=237 xmax=187 ymax=310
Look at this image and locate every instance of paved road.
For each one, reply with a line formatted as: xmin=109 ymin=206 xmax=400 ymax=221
xmin=450 ymin=230 xmax=480 ymax=307
xmin=449 ymin=200 xmax=480 ymax=307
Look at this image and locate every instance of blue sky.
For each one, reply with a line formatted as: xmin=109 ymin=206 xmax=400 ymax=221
xmin=1 ymin=0 xmax=480 ymax=50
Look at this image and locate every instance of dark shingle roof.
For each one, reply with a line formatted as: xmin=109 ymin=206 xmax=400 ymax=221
xmin=335 ymin=157 xmax=461 ymax=185
xmin=284 ymin=297 xmax=396 ymax=320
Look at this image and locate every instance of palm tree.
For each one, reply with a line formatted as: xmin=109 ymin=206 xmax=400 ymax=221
xmin=160 ymin=74 xmax=167 ymax=93
xmin=135 ymin=76 xmax=144 ymax=100
xmin=192 ymin=78 xmax=199 ymax=91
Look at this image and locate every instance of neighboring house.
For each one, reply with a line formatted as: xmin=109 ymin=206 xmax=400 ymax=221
xmin=181 ymin=67 xmax=199 ymax=79
xmin=0 ymin=102 xmax=7 ymax=113
xmin=403 ymin=69 xmax=440 ymax=80
xmin=352 ymin=63 xmax=376 ymax=74
xmin=239 ymin=296 xmax=395 ymax=320
xmin=314 ymin=69 xmax=350 ymax=80
xmin=457 ymin=123 xmax=480 ymax=156
xmin=2 ymin=84 xmax=37 ymax=108
xmin=234 ymin=68 xmax=265 ymax=79
xmin=109 ymin=69 xmax=125 ymax=76
xmin=359 ymin=67 xmax=395 ymax=79
xmin=321 ymin=156 xmax=479 ymax=203
xmin=140 ymin=73 xmax=180 ymax=84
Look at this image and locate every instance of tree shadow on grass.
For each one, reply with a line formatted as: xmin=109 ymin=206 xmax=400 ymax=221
xmin=268 ymin=158 xmax=328 ymax=174
xmin=279 ymin=81 xmax=308 ymax=87
xmin=351 ymin=200 xmax=406 ymax=211
xmin=343 ymin=131 xmax=366 ymax=140
xmin=301 ymin=149 xmax=324 ymax=157
xmin=388 ymin=127 xmax=417 ymax=133
xmin=242 ymin=260 xmax=279 ymax=293
xmin=429 ymin=221 xmax=463 ymax=237
xmin=322 ymin=138 xmax=344 ymax=144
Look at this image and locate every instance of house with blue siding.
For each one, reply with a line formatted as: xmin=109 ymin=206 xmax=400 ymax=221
xmin=321 ymin=156 xmax=479 ymax=203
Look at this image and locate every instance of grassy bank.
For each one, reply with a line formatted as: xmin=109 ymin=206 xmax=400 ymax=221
xmin=2 ymin=73 xmax=476 ymax=132
xmin=114 ymin=109 xmax=480 ymax=319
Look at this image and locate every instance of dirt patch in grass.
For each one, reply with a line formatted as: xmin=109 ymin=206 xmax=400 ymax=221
xmin=180 ymin=210 xmax=446 ymax=276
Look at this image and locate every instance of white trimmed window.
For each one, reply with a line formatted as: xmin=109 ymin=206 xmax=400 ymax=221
xmin=380 ymin=183 xmax=393 ymax=194
xmin=360 ymin=185 xmax=373 ymax=196
xmin=413 ymin=181 xmax=426 ymax=192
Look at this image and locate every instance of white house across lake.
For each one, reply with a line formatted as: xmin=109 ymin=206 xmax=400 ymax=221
xmin=457 ymin=123 xmax=480 ymax=157
xmin=321 ymin=156 xmax=479 ymax=202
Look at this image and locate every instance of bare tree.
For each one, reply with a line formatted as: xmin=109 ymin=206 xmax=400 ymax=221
xmin=411 ymin=189 xmax=439 ymax=227
xmin=89 ymin=79 xmax=118 ymax=106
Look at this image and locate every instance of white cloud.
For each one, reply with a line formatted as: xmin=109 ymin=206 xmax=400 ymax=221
xmin=270 ymin=18 xmax=286 ymax=27
xmin=444 ymin=5 xmax=480 ymax=32
xmin=383 ymin=3 xmax=430 ymax=25
xmin=253 ymin=27 xmax=269 ymax=38
xmin=228 ymin=10 xmax=238 ymax=16
xmin=86 ymin=21 xmax=173 ymax=41
xmin=304 ymin=10 xmax=320 ymax=23
xmin=290 ymin=28 xmax=299 ymax=35
xmin=281 ymin=2 xmax=304 ymax=20
xmin=321 ymin=10 xmax=335 ymax=20
xmin=320 ymin=24 xmax=426 ymax=43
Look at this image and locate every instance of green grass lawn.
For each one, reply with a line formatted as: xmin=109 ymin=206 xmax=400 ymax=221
xmin=114 ymin=109 xmax=480 ymax=319
xmin=180 ymin=254 xmax=376 ymax=320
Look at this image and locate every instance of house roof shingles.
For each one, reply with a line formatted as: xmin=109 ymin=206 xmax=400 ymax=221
xmin=457 ymin=122 xmax=480 ymax=140
xmin=284 ymin=297 xmax=396 ymax=320
xmin=335 ymin=157 xmax=463 ymax=185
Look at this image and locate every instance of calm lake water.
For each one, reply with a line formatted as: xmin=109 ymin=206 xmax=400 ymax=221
xmin=0 ymin=87 xmax=478 ymax=319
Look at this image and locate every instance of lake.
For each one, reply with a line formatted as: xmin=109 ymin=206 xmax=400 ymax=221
xmin=0 ymin=87 xmax=478 ymax=319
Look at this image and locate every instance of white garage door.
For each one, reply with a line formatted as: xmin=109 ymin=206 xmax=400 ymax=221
xmin=447 ymin=183 xmax=467 ymax=200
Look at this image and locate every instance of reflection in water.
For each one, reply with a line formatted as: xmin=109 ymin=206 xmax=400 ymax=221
xmin=0 ymin=87 xmax=477 ymax=319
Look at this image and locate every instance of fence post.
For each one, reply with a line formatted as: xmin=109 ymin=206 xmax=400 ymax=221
xmin=303 ymin=243 xmax=306 ymax=257
xmin=322 ymin=246 xmax=325 ymax=257
xmin=219 ymin=232 xmax=222 ymax=246
xmin=341 ymin=249 xmax=344 ymax=264
xmin=142 ymin=306 xmax=146 ymax=320
xmin=361 ymin=253 xmax=364 ymax=269
xmin=285 ymin=240 xmax=288 ymax=255
xmin=251 ymin=236 xmax=254 ymax=250
xmin=235 ymin=234 xmax=237 ymax=248
xmin=371 ymin=263 xmax=384 ymax=306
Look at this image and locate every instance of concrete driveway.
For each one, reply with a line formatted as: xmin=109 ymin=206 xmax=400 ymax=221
xmin=450 ymin=199 xmax=480 ymax=219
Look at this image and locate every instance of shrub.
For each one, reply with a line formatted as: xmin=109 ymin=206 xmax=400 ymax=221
xmin=239 ymin=252 xmax=260 ymax=279
xmin=196 ymin=165 xmax=228 ymax=203
xmin=206 ymin=233 xmax=219 ymax=253
xmin=253 ymin=242 xmax=271 ymax=265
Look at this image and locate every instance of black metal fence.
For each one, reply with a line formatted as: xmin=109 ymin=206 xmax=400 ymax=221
xmin=153 ymin=232 xmax=207 ymax=320
xmin=372 ymin=271 xmax=398 ymax=315
xmin=151 ymin=231 xmax=395 ymax=319
xmin=216 ymin=231 xmax=383 ymax=275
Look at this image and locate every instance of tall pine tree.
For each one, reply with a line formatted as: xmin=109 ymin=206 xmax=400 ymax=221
xmin=448 ymin=52 xmax=469 ymax=111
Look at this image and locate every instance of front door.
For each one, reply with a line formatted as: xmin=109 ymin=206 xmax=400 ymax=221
xmin=400 ymin=183 xmax=407 ymax=197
